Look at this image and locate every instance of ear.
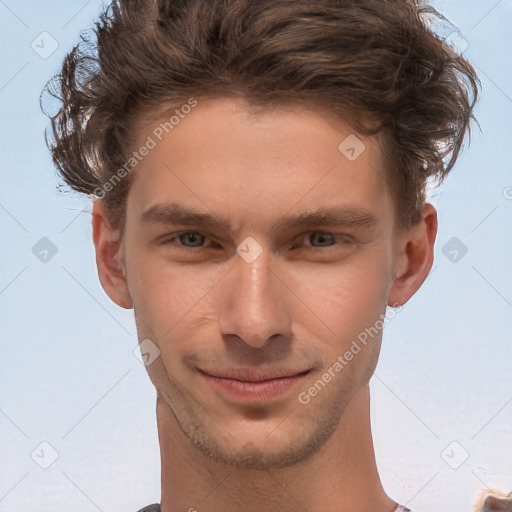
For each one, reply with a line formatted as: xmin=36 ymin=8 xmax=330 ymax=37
xmin=387 ymin=202 xmax=438 ymax=307
xmin=92 ymin=200 xmax=133 ymax=309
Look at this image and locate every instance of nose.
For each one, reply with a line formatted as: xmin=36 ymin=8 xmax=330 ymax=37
xmin=217 ymin=248 xmax=292 ymax=349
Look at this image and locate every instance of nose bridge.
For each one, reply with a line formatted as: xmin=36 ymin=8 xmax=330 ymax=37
xmin=218 ymin=250 xmax=292 ymax=348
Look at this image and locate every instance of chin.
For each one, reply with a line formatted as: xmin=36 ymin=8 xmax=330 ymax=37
xmin=185 ymin=412 xmax=341 ymax=470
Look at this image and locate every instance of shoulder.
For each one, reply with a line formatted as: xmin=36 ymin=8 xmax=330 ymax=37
xmin=136 ymin=504 xmax=160 ymax=512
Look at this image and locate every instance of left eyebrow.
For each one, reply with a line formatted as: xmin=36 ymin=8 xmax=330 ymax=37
xmin=141 ymin=202 xmax=378 ymax=235
xmin=267 ymin=207 xmax=379 ymax=235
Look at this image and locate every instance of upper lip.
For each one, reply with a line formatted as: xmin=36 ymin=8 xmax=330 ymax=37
xmin=199 ymin=367 xmax=312 ymax=382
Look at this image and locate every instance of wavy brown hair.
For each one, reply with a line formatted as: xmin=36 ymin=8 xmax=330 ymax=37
xmin=42 ymin=0 xmax=480 ymax=232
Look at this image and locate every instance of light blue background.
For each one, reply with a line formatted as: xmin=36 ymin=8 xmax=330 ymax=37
xmin=1 ymin=1 xmax=511 ymax=511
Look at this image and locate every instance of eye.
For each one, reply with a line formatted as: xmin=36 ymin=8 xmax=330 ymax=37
xmin=177 ymin=232 xmax=206 ymax=248
xmin=292 ymin=231 xmax=356 ymax=250
xmin=159 ymin=231 xmax=217 ymax=250
xmin=309 ymin=232 xmax=336 ymax=247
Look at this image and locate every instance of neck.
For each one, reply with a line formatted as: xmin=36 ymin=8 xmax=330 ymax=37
xmin=157 ymin=384 xmax=396 ymax=512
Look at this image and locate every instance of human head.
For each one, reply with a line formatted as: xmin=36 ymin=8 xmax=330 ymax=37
xmin=42 ymin=0 xmax=479 ymax=471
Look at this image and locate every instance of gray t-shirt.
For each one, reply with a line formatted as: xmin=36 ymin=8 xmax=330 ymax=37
xmin=136 ymin=503 xmax=413 ymax=511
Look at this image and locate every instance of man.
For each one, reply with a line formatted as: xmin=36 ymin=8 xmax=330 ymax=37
xmin=43 ymin=0 xmax=480 ymax=510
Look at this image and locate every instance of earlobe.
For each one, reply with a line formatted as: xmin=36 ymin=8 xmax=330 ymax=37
xmin=92 ymin=200 xmax=133 ymax=309
xmin=387 ymin=203 xmax=438 ymax=307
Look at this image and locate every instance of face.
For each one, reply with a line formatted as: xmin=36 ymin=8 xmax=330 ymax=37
xmin=117 ymin=98 xmax=402 ymax=469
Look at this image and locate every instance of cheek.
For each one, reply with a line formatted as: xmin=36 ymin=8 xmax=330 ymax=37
xmin=298 ymin=266 xmax=388 ymax=391
xmin=128 ymin=251 xmax=225 ymax=339
xmin=293 ymin=256 xmax=391 ymax=338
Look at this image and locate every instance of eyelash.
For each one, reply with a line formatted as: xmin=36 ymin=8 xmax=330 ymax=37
xmin=158 ymin=231 xmax=356 ymax=252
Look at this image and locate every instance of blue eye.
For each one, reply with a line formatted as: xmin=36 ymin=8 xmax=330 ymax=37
xmin=302 ymin=232 xmax=356 ymax=250
xmin=159 ymin=231 xmax=212 ymax=251
xmin=178 ymin=232 xmax=205 ymax=248
xmin=309 ymin=232 xmax=336 ymax=247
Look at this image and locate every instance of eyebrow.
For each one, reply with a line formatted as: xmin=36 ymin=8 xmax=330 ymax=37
xmin=141 ymin=202 xmax=378 ymax=234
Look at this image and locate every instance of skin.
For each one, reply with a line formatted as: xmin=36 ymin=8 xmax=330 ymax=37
xmin=92 ymin=98 xmax=437 ymax=512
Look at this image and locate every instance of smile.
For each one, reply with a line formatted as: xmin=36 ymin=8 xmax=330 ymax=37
xmin=198 ymin=368 xmax=312 ymax=402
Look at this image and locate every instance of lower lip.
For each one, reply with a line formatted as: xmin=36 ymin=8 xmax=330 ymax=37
xmin=200 ymin=371 xmax=310 ymax=402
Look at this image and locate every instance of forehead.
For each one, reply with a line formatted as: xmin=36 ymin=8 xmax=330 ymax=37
xmin=125 ymin=98 xmax=394 ymax=234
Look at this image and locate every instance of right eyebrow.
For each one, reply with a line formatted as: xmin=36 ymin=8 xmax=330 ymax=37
xmin=141 ymin=203 xmax=231 ymax=232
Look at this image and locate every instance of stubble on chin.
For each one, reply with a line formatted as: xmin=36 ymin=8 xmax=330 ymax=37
xmin=158 ymin=377 xmax=355 ymax=471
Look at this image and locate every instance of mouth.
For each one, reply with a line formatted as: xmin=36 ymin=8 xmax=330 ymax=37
xmin=198 ymin=367 xmax=312 ymax=402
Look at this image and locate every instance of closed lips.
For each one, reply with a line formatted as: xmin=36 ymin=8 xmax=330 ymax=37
xmin=198 ymin=368 xmax=312 ymax=382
